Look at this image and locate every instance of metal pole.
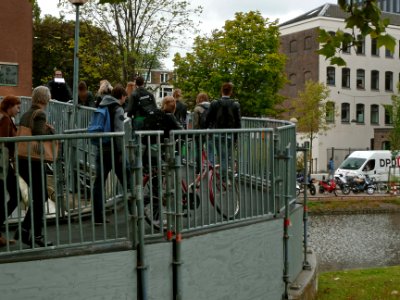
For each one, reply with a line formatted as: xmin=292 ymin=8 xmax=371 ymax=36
xmin=72 ymin=4 xmax=80 ymax=109
xmin=302 ymin=146 xmax=311 ymax=270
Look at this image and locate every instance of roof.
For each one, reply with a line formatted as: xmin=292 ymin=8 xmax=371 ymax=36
xmin=280 ymin=3 xmax=400 ymax=27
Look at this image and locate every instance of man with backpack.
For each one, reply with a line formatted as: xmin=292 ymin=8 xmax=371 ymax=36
xmin=204 ymin=82 xmax=241 ymax=178
xmin=126 ymin=76 xmax=157 ymax=131
xmin=90 ymin=84 xmax=131 ymax=224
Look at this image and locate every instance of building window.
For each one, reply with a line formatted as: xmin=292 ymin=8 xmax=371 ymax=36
xmin=0 ymin=63 xmax=18 ymax=86
xmin=356 ymin=35 xmax=365 ymax=55
xmin=371 ymin=38 xmax=379 ymax=56
xmin=342 ymin=33 xmax=351 ymax=54
xmin=160 ymin=73 xmax=169 ymax=83
xmin=290 ymin=40 xmax=297 ymax=53
xmin=142 ymin=72 xmax=151 ymax=83
xmin=371 ymin=70 xmax=379 ymax=90
xmin=342 ymin=68 xmax=350 ymax=88
xmin=382 ymin=141 xmax=391 ymax=150
xmin=385 ymin=105 xmax=393 ymax=125
xmin=356 ymin=103 xmax=365 ymax=123
xmin=385 ymin=71 xmax=393 ymax=91
xmin=341 ymin=103 xmax=350 ymax=123
xmin=370 ymin=104 xmax=379 ymax=124
xmin=159 ymin=87 xmax=172 ymax=98
xmin=385 ymin=47 xmax=394 ymax=58
xmin=326 ymin=67 xmax=335 ymax=85
xmin=289 ymin=73 xmax=297 ymax=86
xmin=304 ymin=36 xmax=312 ymax=50
xmin=356 ymin=69 xmax=365 ymax=89
xmin=326 ymin=101 xmax=335 ymax=123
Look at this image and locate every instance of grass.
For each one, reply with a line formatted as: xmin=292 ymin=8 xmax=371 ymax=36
xmin=318 ymin=266 xmax=400 ymax=299
xmin=307 ymin=197 xmax=400 ymax=214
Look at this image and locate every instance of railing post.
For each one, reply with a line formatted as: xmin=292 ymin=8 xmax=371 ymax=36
xmin=132 ymin=136 xmax=148 ymax=300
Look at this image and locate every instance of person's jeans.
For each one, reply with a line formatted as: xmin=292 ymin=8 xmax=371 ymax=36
xmin=209 ymin=134 xmax=232 ymax=177
xmin=93 ymin=148 xmax=131 ymax=222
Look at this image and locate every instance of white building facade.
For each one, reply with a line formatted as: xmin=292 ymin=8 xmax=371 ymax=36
xmin=279 ymin=4 xmax=400 ymax=172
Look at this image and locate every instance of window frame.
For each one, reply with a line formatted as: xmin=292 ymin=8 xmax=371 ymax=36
xmin=0 ymin=63 xmax=18 ymax=86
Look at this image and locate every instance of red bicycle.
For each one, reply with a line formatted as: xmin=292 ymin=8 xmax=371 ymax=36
xmin=143 ymin=146 xmax=240 ymax=230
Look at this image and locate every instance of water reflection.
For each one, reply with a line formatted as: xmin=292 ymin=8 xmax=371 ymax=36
xmin=309 ymin=213 xmax=400 ymax=272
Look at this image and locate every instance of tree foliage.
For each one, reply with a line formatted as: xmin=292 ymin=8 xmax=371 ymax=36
xmin=173 ymin=11 xmax=286 ymax=116
xmin=33 ymin=15 xmax=119 ymax=91
xmin=59 ymin=0 xmax=202 ymax=83
xmin=292 ymin=80 xmax=333 ymax=165
xmin=388 ymin=84 xmax=400 ymax=152
xmin=318 ymin=0 xmax=396 ymax=66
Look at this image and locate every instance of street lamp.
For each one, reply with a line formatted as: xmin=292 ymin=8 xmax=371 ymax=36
xmin=69 ymin=0 xmax=88 ymax=110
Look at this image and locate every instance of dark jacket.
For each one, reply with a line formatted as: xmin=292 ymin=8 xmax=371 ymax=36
xmin=174 ymin=100 xmax=187 ymax=128
xmin=78 ymin=91 xmax=95 ymax=107
xmin=19 ymin=105 xmax=55 ymax=136
xmin=204 ymin=96 xmax=241 ymax=129
xmin=162 ymin=112 xmax=183 ymax=140
xmin=126 ymin=86 xmax=156 ymax=118
xmin=0 ymin=110 xmax=17 ymax=155
xmin=47 ymin=80 xmax=72 ymax=102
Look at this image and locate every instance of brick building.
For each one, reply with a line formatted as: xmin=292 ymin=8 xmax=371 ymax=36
xmin=0 ymin=0 xmax=32 ymax=96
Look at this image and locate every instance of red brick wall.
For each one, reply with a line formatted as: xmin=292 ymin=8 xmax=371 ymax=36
xmin=0 ymin=0 xmax=32 ymax=97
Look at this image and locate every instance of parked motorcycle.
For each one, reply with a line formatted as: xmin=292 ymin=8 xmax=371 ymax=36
xmin=334 ymin=174 xmax=351 ymax=195
xmin=318 ymin=177 xmax=338 ymax=196
xmin=345 ymin=175 xmax=376 ymax=195
xmin=296 ymin=173 xmax=316 ymax=196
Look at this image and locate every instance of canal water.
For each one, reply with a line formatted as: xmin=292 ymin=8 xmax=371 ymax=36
xmin=308 ymin=212 xmax=400 ymax=272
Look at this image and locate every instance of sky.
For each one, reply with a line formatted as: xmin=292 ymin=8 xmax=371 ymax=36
xmin=36 ymin=0 xmax=332 ymax=68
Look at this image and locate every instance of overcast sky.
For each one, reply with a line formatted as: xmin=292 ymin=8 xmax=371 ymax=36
xmin=37 ymin=0 xmax=332 ymax=68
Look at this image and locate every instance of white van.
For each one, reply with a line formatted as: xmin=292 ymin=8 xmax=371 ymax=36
xmin=335 ymin=150 xmax=400 ymax=182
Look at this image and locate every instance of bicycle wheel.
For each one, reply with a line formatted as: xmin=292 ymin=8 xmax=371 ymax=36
xmin=210 ymin=171 xmax=240 ymax=220
xmin=143 ymin=175 xmax=166 ymax=231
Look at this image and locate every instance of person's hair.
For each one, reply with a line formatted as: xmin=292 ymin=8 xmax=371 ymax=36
xmin=161 ymin=96 xmax=176 ymax=113
xmin=135 ymin=76 xmax=145 ymax=87
xmin=98 ymin=79 xmax=113 ymax=95
xmin=173 ymin=89 xmax=182 ymax=99
xmin=126 ymin=81 xmax=135 ymax=95
xmin=221 ymin=82 xmax=233 ymax=96
xmin=111 ymin=84 xmax=128 ymax=99
xmin=0 ymin=95 xmax=21 ymax=111
xmin=196 ymin=92 xmax=209 ymax=104
xmin=32 ymin=86 xmax=51 ymax=106
xmin=78 ymin=81 xmax=88 ymax=92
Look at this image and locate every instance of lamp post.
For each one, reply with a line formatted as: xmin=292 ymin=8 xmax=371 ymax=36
xmin=69 ymin=0 xmax=88 ymax=110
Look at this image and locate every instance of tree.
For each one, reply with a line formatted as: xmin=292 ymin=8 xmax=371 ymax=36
xmin=318 ymin=0 xmax=396 ymax=66
xmin=173 ymin=11 xmax=286 ymax=116
xmin=33 ymin=15 xmax=120 ymax=91
xmin=388 ymin=84 xmax=400 ymax=153
xmin=59 ymin=0 xmax=202 ymax=83
xmin=292 ymin=80 xmax=333 ymax=171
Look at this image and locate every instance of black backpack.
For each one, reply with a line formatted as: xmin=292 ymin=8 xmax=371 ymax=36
xmin=198 ymin=103 xmax=210 ymax=129
xmin=142 ymin=108 xmax=166 ymax=143
xmin=138 ymin=94 xmax=156 ymax=116
xmin=215 ymin=99 xmax=235 ymax=129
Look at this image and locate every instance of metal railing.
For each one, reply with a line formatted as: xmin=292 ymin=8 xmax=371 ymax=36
xmin=0 ymin=100 xmax=297 ymax=255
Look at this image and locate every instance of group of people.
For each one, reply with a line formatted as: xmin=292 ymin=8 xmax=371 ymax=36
xmin=0 ymin=71 xmax=241 ymax=247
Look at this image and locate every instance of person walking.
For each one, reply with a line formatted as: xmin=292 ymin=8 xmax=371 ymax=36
xmin=0 ymin=95 xmax=21 ymax=246
xmin=173 ymin=89 xmax=187 ymax=129
xmin=47 ymin=69 xmax=72 ymax=102
xmin=126 ymin=76 xmax=157 ymax=131
xmin=328 ymin=157 xmax=334 ymax=179
xmin=193 ymin=92 xmax=210 ymax=173
xmin=77 ymin=81 xmax=95 ymax=107
xmin=15 ymin=86 xmax=55 ymax=247
xmin=204 ymin=82 xmax=241 ymax=177
xmin=92 ymin=84 xmax=131 ymax=224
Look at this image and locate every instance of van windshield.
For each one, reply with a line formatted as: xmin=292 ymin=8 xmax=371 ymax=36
xmin=338 ymin=158 xmax=366 ymax=170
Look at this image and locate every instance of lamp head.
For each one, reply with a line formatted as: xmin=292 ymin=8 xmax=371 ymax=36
xmin=68 ymin=0 xmax=88 ymax=5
